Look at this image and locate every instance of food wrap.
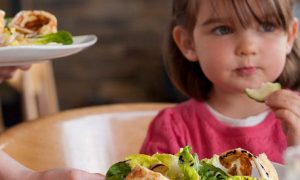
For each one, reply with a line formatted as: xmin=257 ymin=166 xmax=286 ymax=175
xmin=9 ymin=10 xmax=57 ymax=36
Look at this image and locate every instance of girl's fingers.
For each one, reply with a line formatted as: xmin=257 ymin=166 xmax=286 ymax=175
xmin=274 ymin=109 xmax=299 ymax=131
xmin=266 ymin=90 xmax=300 ymax=118
xmin=267 ymin=90 xmax=300 ymax=145
xmin=274 ymin=109 xmax=300 ymax=145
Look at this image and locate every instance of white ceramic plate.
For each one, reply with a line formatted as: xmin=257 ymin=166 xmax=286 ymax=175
xmin=0 ymin=34 xmax=97 ymax=66
xmin=273 ymin=163 xmax=285 ymax=180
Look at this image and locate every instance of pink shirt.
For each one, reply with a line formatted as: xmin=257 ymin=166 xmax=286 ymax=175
xmin=140 ymin=99 xmax=287 ymax=163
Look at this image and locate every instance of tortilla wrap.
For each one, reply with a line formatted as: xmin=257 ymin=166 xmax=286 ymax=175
xmin=9 ymin=10 xmax=57 ymax=36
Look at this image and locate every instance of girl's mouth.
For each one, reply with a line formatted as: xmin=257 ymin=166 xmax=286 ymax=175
xmin=236 ymin=66 xmax=257 ymax=76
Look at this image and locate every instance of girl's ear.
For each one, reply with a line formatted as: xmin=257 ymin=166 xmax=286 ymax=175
xmin=286 ymin=18 xmax=298 ymax=53
xmin=173 ymin=26 xmax=198 ymax=62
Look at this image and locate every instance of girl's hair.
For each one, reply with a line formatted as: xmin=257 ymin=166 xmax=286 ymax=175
xmin=164 ymin=0 xmax=300 ymax=101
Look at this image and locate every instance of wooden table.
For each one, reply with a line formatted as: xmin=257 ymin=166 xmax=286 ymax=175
xmin=0 ymin=103 xmax=174 ymax=174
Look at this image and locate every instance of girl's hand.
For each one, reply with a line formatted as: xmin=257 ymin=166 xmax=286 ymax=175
xmin=27 ymin=168 xmax=105 ymax=180
xmin=265 ymin=89 xmax=300 ymax=146
xmin=0 ymin=65 xmax=31 ymax=82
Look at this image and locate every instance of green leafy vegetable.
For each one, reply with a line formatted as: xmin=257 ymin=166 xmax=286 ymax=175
xmin=126 ymin=154 xmax=161 ymax=169
xmin=31 ymin=30 xmax=73 ymax=45
xmin=105 ymin=161 xmax=131 ymax=180
xmin=177 ymin=146 xmax=200 ymax=180
xmin=153 ymin=153 xmax=177 ymax=168
xmin=198 ymin=162 xmax=228 ymax=180
xmin=105 ymin=146 xmax=265 ymax=180
xmin=153 ymin=153 xmax=184 ymax=179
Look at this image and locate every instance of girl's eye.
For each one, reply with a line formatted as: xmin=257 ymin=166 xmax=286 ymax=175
xmin=212 ymin=26 xmax=233 ymax=35
xmin=259 ymin=23 xmax=276 ymax=32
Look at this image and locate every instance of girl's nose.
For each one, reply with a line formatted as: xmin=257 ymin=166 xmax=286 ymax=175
xmin=235 ymin=33 xmax=258 ymax=57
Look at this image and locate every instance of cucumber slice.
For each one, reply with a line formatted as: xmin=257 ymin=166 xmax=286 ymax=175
xmin=245 ymin=82 xmax=281 ymax=102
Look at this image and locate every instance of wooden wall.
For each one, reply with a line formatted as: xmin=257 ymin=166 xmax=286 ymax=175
xmin=31 ymin=0 xmax=185 ymax=109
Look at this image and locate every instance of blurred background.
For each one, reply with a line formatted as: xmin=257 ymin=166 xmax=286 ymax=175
xmin=1 ymin=0 xmax=300 ymax=128
xmin=0 ymin=0 xmax=186 ymax=127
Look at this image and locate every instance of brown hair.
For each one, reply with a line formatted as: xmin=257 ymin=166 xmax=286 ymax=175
xmin=164 ymin=0 xmax=300 ymax=101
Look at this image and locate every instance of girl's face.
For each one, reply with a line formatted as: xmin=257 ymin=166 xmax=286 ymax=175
xmin=173 ymin=0 xmax=298 ymax=94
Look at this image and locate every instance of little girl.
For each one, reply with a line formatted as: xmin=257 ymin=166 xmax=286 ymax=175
xmin=140 ymin=0 xmax=300 ymax=164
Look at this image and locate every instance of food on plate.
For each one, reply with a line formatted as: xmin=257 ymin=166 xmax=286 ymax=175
xmin=29 ymin=30 xmax=73 ymax=45
xmin=9 ymin=10 xmax=57 ymax=36
xmin=126 ymin=166 xmax=169 ymax=180
xmin=245 ymin=82 xmax=281 ymax=102
xmin=105 ymin=146 xmax=278 ymax=180
xmin=0 ymin=9 xmax=73 ymax=46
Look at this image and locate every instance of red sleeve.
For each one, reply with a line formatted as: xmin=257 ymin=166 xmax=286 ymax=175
xmin=139 ymin=108 xmax=186 ymax=155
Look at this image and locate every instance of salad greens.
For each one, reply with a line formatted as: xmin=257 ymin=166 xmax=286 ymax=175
xmin=105 ymin=161 xmax=131 ymax=180
xmin=105 ymin=146 xmax=265 ymax=180
xmin=198 ymin=162 xmax=228 ymax=180
xmin=31 ymin=30 xmax=73 ymax=45
xmin=126 ymin=154 xmax=161 ymax=169
xmin=177 ymin=146 xmax=200 ymax=180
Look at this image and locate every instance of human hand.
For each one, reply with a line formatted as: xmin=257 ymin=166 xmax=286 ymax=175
xmin=265 ymin=89 xmax=300 ymax=146
xmin=27 ymin=168 xmax=105 ymax=180
xmin=0 ymin=65 xmax=31 ymax=83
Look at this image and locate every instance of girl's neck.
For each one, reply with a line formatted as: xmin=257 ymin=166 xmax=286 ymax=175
xmin=207 ymin=88 xmax=269 ymax=119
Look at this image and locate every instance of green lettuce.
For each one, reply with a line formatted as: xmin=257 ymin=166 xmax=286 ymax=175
xmin=125 ymin=154 xmax=161 ymax=169
xmin=105 ymin=146 xmax=265 ymax=180
xmin=153 ymin=153 xmax=184 ymax=179
xmin=177 ymin=146 xmax=200 ymax=180
xmin=105 ymin=161 xmax=131 ymax=180
xmin=31 ymin=30 xmax=73 ymax=45
xmin=198 ymin=161 xmax=228 ymax=180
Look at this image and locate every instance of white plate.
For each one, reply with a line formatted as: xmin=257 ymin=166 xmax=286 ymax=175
xmin=273 ymin=163 xmax=285 ymax=180
xmin=0 ymin=34 xmax=97 ymax=66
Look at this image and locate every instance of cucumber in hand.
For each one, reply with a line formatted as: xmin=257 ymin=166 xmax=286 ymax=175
xmin=245 ymin=82 xmax=281 ymax=102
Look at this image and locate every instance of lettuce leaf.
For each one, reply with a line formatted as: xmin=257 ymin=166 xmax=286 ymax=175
xmin=105 ymin=146 xmax=265 ymax=180
xmin=153 ymin=153 xmax=183 ymax=179
xmin=125 ymin=154 xmax=161 ymax=169
xmin=105 ymin=161 xmax=131 ymax=180
xmin=177 ymin=146 xmax=200 ymax=180
xmin=198 ymin=162 xmax=228 ymax=180
xmin=31 ymin=30 xmax=73 ymax=45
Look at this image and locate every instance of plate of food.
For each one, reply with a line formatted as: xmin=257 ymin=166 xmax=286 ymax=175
xmin=0 ymin=9 xmax=97 ymax=66
xmin=105 ymin=146 xmax=285 ymax=180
